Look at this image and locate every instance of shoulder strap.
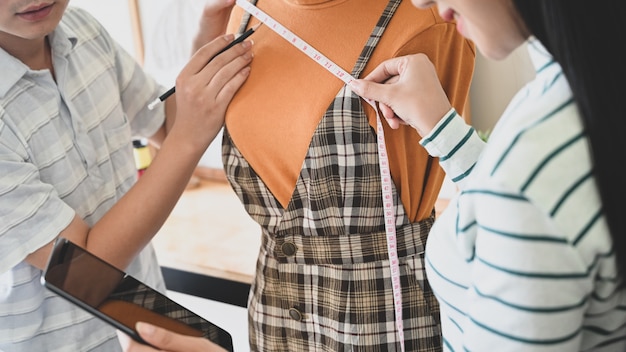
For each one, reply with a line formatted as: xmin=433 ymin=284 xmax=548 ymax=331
xmin=351 ymin=0 xmax=402 ymax=78
xmin=236 ymin=0 xmax=257 ymax=34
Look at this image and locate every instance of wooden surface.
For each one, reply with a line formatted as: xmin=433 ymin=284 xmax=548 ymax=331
xmin=153 ymin=179 xmax=261 ymax=284
xmin=153 ymin=177 xmax=452 ymax=284
xmin=127 ymin=0 xmax=145 ymax=65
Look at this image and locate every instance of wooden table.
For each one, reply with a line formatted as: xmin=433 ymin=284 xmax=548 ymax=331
xmin=153 ymin=179 xmax=261 ymax=285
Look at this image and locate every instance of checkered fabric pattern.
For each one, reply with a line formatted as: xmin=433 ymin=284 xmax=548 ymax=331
xmin=223 ymin=0 xmax=442 ymax=350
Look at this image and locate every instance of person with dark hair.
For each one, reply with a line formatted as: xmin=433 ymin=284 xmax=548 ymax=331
xmin=0 ymin=1 xmax=252 ymax=350
xmin=349 ymin=0 xmax=626 ymax=350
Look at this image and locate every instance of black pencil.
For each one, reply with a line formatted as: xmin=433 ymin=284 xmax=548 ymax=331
xmin=148 ymin=23 xmax=261 ymax=110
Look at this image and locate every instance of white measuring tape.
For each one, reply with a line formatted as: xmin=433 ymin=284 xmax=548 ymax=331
xmin=235 ymin=1 xmax=405 ymax=350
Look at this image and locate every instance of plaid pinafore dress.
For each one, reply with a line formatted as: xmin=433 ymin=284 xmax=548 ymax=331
xmin=223 ymin=1 xmax=442 ymax=350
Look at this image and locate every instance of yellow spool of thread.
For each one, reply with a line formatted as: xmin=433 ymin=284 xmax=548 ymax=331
xmin=132 ymin=138 xmax=152 ymax=177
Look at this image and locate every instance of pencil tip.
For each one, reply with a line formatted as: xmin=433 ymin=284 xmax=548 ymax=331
xmin=147 ymin=98 xmax=159 ymax=110
xmin=252 ymin=22 xmax=262 ymax=31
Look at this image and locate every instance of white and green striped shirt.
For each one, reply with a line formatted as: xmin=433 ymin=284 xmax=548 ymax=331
xmin=423 ymin=40 xmax=626 ymax=351
xmin=0 ymin=7 xmax=166 ymax=352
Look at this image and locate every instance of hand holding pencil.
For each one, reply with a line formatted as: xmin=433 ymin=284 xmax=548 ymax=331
xmin=148 ymin=23 xmax=261 ymax=110
xmin=163 ymin=30 xmax=254 ymax=151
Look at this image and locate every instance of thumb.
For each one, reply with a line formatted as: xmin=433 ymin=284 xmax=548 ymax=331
xmin=135 ymin=322 xmax=168 ymax=346
xmin=136 ymin=322 xmax=227 ymax=352
xmin=136 ymin=322 xmax=183 ymax=351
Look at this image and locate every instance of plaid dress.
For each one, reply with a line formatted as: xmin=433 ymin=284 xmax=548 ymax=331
xmin=223 ymin=1 xmax=442 ymax=350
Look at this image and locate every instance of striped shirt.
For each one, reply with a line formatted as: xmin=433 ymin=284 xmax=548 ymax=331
xmin=423 ymin=40 xmax=626 ymax=351
xmin=0 ymin=7 xmax=166 ymax=352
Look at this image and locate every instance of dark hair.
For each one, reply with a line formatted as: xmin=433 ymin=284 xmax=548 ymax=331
xmin=512 ymin=0 xmax=626 ymax=285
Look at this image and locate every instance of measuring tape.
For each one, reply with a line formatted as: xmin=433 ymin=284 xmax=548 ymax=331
xmin=235 ymin=1 xmax=405 ymax=350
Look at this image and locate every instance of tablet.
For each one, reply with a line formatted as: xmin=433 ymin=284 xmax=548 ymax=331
xmin=42 ymin=237 xmax=233 ymax=351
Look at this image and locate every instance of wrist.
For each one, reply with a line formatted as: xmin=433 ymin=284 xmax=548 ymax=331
xmin=422 ymin=107 xmax=457 ymax=137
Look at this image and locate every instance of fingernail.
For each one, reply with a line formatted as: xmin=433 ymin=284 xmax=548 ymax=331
xmin=136 ymin=322 xmax=155 ymax=337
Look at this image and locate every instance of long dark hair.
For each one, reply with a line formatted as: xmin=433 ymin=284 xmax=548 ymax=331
xmin=512 ymin=0 xmax=626 ymax=285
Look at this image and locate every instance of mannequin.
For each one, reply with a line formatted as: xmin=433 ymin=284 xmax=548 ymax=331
xmin=223 ymin=0 xmax=475 ymax=350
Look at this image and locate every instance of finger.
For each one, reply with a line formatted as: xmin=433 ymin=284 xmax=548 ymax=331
xmin=379 ymin=103 xmax=397 ymax=122
xmin=177 ymin=39 xmax=252 ymax=104
xmin=379 ymin=104 xmax=402 ymax=130
xmin=361 ymin=56 xmax=405 ymax=83
xmin=379 ymin=103 xmax=409 ymax=127
xmin=198 ymin=38 xmax=253 ymax=85
xmin=122 ymin=340 xmax=156 ymax=352
xmin=383 ymin=116 xmax=402 ymax=130
xmin=213 ymin=63 xmax=251 ymax=103
xmin=118 ymin=329 xmax=155 ymax=352
xmin=212 ymin=46 xmax=254 ymax=101
xmin=185 ymin=43 xmax=252 ymax=109
xmin=181 ymin=33 xmax=238 ymax=76
xmin=136 ymin=322 xmax=226 ymax=352
xmin=384 ymin=75 xmax=400 ymax=85
xmin=117 ymin=330 xmax=132 ymax=350
xmin=349 ymin=79 xmax=392 ymax=106
xmin=136 ymin=322 xmax=187 ymax=350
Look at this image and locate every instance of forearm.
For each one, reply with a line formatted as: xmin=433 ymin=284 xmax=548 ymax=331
xmin=24 ymin=133 xmax=202 ymax=272
xmin=191 ymin=0 xmax=235 ymax=54
xmin=84 ymin=131 xmax=205 ymax=270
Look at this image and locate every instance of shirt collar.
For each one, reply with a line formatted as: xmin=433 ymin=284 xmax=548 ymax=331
xmin=526 ymin=37 xmax=553 ymax=73
xmin=0 ymin=21 xmax=78 ymax=98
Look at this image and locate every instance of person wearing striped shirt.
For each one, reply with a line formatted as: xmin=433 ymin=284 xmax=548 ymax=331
xmin=0 ymin=1 xmax=252 ymax=351
xmin=350 ymin=0 xmax=626 ymax=351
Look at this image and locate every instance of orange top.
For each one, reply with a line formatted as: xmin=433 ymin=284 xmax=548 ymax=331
xmin=225 ymin=0 xmax=475 ymax=221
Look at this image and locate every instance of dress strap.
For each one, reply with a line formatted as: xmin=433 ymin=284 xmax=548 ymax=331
xmin=351 ymin=0 xmax=402 ymax=78
xmin=236 ymin=0 xmax=257 ymax=34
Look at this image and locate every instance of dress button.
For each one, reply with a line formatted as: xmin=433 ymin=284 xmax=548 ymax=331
xmin=288 ymin=307 xmax=302 ymax=321
xmin=281 ymin=242 xmax=297 ymax=256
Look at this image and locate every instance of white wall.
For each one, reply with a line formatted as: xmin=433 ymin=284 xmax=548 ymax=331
xmin=469 ymin=44 xmax=535 ymax=133
xmin=71 ymin=0 xmax=135 ymax=55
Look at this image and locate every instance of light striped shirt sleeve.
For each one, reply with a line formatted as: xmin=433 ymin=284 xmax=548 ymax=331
xmin=420 ymin=107 xmax=485 ymax=190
